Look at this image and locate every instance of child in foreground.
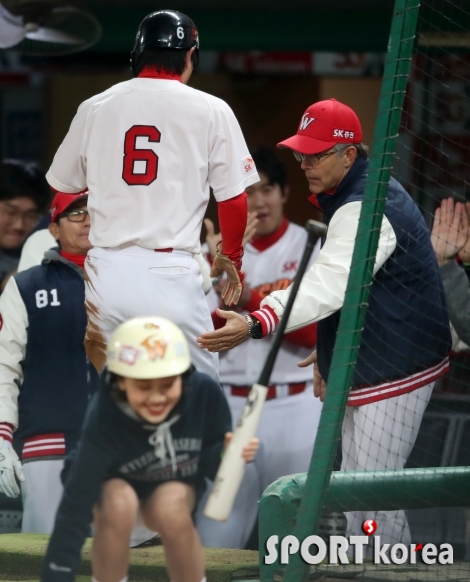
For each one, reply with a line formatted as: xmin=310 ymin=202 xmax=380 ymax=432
xmin=41 ymin=316 xmax=258 ymax=582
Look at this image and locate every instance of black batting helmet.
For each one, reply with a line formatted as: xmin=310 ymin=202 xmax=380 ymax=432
xmin=130 ymin=10 xmax=199 ymax=75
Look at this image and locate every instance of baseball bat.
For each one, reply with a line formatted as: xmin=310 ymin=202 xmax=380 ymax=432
xmin=204 ymin=219 xmax=327 ymax=521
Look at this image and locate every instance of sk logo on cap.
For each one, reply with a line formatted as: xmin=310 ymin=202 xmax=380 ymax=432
xmin=299 ymin=114 xmax=316 ymax=131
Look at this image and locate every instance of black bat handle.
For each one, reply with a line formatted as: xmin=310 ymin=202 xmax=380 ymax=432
xmin=257 ymin=220 xmax=327 ymax=387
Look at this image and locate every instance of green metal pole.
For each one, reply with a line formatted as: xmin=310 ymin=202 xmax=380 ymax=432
xmin=282 ymin=1 xmax=420 ymax=580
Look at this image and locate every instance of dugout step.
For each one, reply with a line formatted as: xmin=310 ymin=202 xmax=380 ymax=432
xmin=0 ymin=533 xmax=259 ymax=582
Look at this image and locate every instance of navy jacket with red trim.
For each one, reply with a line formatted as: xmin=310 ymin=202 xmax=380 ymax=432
xmin=316 ymin=158 xmax=452 ymax=397
xmin=0 ymin=249 xmax=99 ymax=454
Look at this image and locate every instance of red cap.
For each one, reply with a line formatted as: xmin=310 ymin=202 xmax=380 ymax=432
xmin=50 ymin=190 xmax=88 ymax=223
xmin=277 ymin=98 xmax=363 ymax=155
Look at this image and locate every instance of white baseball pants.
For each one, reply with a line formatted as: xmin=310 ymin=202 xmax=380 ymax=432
xmin=342 ymin=382 xmax=434 ymax=556
xmin=195 ymin=384 xmax=322 ymax=548
xmin=84 ymin=245 xmax=218 ymax=379
xmin=21 ymin=459 xmax=64 ymax=533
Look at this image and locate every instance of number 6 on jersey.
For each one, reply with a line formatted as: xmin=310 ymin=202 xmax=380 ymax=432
xmin=122 ymin=125 xmax=161 ymax=186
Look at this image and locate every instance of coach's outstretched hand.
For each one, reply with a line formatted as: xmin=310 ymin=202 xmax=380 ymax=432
xmin=197 ymin=309 xmax=248 ymax=352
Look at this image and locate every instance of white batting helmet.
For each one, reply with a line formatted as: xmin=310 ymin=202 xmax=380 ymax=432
xmin=107 ymin=316 xmax=191 ymax=379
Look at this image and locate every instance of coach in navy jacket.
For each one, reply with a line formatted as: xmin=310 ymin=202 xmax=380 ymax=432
xmin=0 ymin=191 xmax=99 ymax=533
xmin=199 ymin=99 xmax=452 ymax=554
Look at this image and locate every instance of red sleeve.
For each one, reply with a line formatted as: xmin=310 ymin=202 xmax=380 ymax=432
xmin=218 ymin=192 xmax=247 ymax=268
xmin=284 ymin=322 xmax=317 ymax=349
xmin=211 ymin=310 xmax=227 ymax=330
xmin=243 ymin=289 xmax=264 ymax=313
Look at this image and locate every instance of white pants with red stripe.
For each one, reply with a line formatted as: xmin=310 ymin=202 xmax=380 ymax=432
xmin=342 ymin=382 xmax=434 ymax=556
xmin=84 ymin=245 xmax=218 ymax=379
xmin=195 ymin=383 xmax=321 ymax=548
xmin=21 ymin=459 xmax=64 ymax=533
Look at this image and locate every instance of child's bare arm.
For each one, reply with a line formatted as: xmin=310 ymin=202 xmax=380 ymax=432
xmin=224 ymin=432 xmax=259 ymax=463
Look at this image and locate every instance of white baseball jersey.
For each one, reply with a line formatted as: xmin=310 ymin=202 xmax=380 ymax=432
xmin=207 ymin=222 xmax=321 ymax=385
xmin=46 ymin=78 xmax=259 ymax=252
xmin=197 ymin=222 xmax=322 ymax=549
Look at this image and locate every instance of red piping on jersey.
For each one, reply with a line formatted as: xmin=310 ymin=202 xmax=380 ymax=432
xmin=251 ymin=217 xmax=289 ymax=252
xmin=137 ymin=67 xmax=182 ymax=81
xmin=218 ymin=192 xmax=247 ymax=269
xmin=60 ymin=250 xmax=86 ymax=269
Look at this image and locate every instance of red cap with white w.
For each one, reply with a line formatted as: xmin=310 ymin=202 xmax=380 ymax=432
xmin=277 ymin=98 xmax=363 ymax=155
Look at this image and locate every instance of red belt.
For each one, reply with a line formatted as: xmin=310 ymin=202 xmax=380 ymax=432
xmin=230 ymin=382 xmax=306 ymax=400
xmin=154 ymin=248 xmax=173 ymax=253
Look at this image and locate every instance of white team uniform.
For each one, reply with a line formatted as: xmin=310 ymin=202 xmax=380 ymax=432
xmin=46 ymin=78 xmax=259 ymax=377
xmin=195 ymin=222 xmax=322 ymax=548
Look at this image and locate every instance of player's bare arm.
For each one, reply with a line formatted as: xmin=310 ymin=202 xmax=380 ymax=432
xmin=197 ymin=309 xmax=248 ymax=352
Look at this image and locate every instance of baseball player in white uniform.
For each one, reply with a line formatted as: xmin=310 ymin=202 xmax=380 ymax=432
xmin=195 ymin=147 xmax=322 ymax=549
xmin=45 ymin=10 xmax=258 ymax=378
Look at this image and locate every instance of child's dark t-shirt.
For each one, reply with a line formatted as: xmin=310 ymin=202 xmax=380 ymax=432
xmin=42 ymin=369 xmax=231 ymax=582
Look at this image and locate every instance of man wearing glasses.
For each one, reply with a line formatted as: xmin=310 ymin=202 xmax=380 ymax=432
xmin=0 ymin=191 xmax=100 ymax=533
xmin=198 ymin=98 xmax=451 ymax=554
xmin=0 ymin=160 xmax=50 ymax=291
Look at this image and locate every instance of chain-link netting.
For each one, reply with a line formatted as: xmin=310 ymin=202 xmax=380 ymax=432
xmin=260 ymin=1 xmax=470 ymax=580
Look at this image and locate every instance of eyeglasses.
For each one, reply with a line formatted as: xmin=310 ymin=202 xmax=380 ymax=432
xmin=293 ymin=149 xmax=336 ymax=167
xmin=58 ymin=209 xmax=89 ymax=223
